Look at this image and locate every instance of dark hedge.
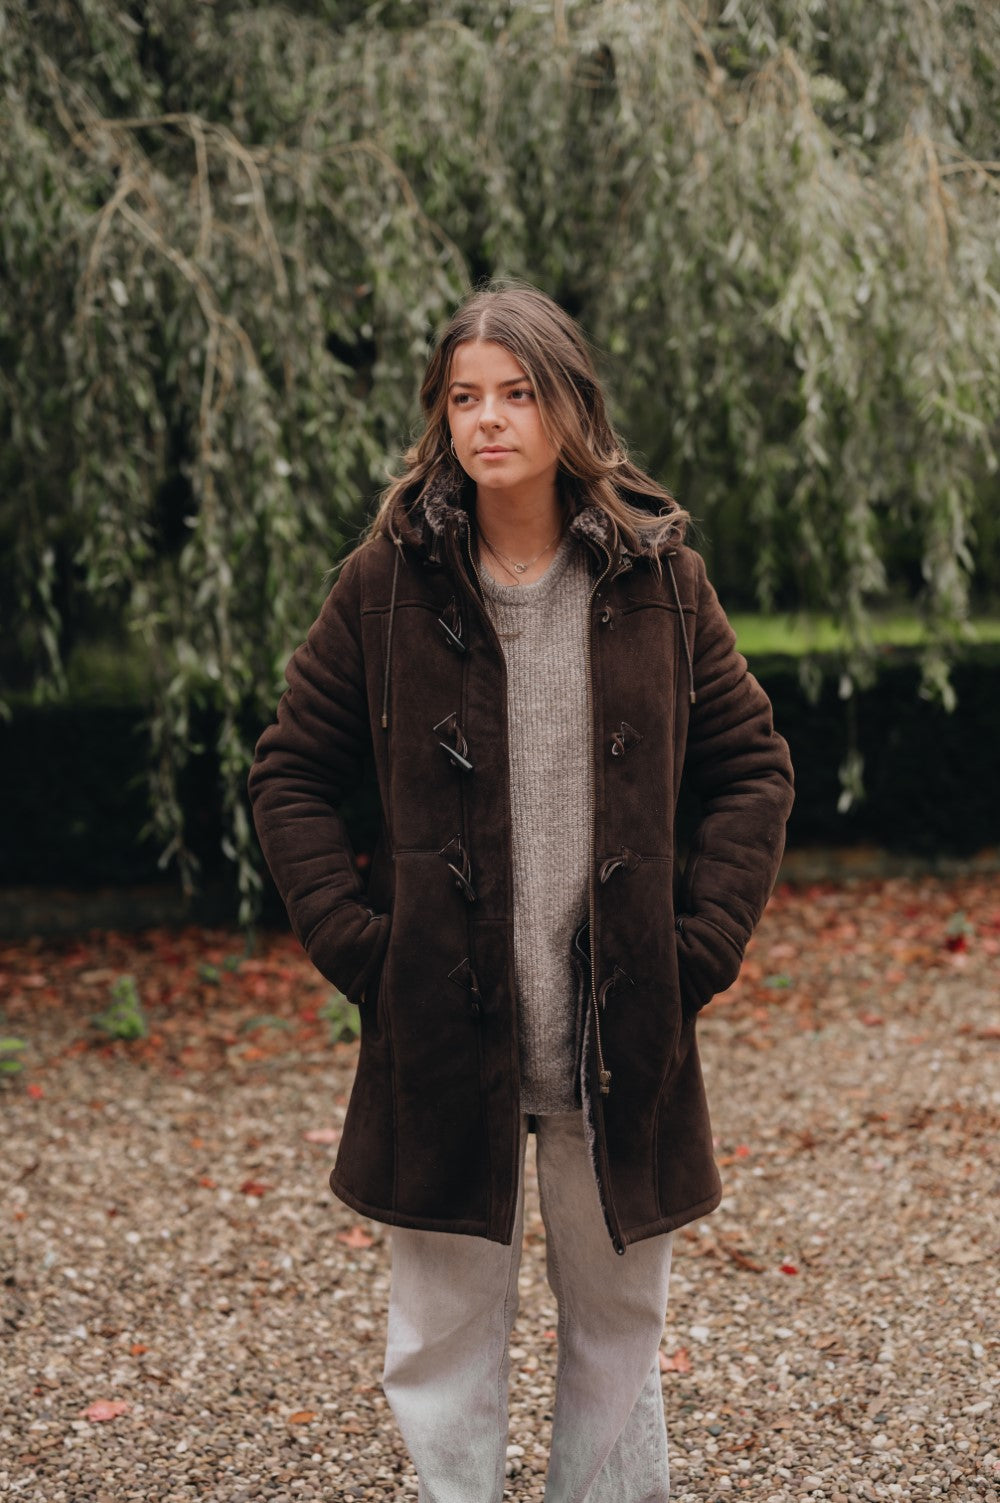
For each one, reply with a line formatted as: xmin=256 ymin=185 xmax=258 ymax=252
xmin=2 ymin=650 xmax=996 ymax=908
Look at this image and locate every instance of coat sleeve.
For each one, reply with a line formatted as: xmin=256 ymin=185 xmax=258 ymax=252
xmin=674 ymin=551 xmax=794 ymax=1015
xmin=247 ymin=551 xmax=388 ymax=1004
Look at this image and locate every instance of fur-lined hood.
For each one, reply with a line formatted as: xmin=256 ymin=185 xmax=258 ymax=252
xmin=387 ymin=464 xmax=687 ymax=563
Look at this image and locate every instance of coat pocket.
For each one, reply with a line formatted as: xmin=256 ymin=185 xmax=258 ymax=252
xmin=307 ymin=903 xmax=390 ymax=1006
xmin=674 ymin=911 xmax=744 ymax=1016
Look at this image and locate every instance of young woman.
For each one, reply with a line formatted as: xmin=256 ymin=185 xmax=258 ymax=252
xmin=248 ymin=283 xmax=794 ymax=1502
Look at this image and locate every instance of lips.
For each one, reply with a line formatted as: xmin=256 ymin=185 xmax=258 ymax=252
xmin=478 ymin=446 xmax=512 ymax=455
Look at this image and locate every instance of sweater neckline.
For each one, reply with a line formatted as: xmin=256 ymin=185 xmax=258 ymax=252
xmin=477 ymin=534 xmax=580 ymax=605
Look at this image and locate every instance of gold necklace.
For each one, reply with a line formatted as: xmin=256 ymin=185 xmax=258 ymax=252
xmin=478 ymin=526 xmax=563 ymax=582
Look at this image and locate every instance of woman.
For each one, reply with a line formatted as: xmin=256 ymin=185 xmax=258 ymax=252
xmin=248 ymin=283 xmax=793 ymax=1502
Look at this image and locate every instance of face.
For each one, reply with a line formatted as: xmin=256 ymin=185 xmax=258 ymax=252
xmin=447 ymin=340 xmax=560 ymax=498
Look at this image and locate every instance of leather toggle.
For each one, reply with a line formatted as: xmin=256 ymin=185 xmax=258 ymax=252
xmin=439 ymin=834 xmax=477 ymax=903
xmin=437 ymin=599 xmax=467 ymax=653
xmin=599 ymin=847 xmax=642 ymax=883
xmin=447 ymin=956 xmax=483 ymax=1017
xmin=610 ymin=721 xmax=643 ymax=757
xmin=599 ymin=965 xmax=635 ymax=1009
xmin=434 ymin=712 xmax=473 ymax=773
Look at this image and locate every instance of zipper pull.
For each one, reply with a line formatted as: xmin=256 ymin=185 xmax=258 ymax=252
xmin=599 ymin=1068 xmax=612 ymax=1095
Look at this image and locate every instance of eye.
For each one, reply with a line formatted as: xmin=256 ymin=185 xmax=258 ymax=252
xmin=509 ymin=387 xmax=534 ymax=402
xmin=450 ymin=391 xmax=475 ymax=407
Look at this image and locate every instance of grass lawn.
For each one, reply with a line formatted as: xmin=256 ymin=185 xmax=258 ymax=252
xmin=729 ymin=613 xmax=1000 ymax=658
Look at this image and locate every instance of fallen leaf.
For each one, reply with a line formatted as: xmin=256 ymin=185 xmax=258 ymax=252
xmin=659 ymin=1348 xmax=692 ymax=1374
xmin=26 ymin=1083 xmax=44 ymax=1099
xmin=779 ymin=1263 xmax=799 ymax=1275
xmin=303 ymin=1128 xmax=340 ymax=1144
xmin=240 ymin=1179 xmax=270 ymax=1197
xmin=287 ymin=1410 xmax=316 ymax=1424
xmin=130 ymin=1343 xmax=148 ymax=1356
xmin=83 ymin=1399 xmax=129 ymax=1422
xmin=336 ymin=1225 xmax=374 ymax=1249
xmin=715 ymin=1239 xmax=765 ymax=1273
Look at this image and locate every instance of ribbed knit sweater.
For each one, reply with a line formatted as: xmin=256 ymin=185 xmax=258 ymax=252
xmin=480 ymin=535 xmax=592 ymax=1114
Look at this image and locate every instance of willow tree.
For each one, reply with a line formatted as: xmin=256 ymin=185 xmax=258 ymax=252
xmin=2 ymin=0 xmax=998 ymax=912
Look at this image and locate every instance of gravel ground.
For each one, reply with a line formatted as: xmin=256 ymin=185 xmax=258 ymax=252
xmin=1 ymin=877 xmax=997 ymax=1502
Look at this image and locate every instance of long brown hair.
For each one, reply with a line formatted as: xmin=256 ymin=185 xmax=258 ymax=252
xmin=368 ymin=282 xmax=688 ymax=556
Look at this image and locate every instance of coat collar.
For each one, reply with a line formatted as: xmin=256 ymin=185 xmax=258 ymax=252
xmin=400 ymin=463 xmax=681 ymax=567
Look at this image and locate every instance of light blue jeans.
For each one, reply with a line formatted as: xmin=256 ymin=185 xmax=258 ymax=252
xmin=382 ymin=1112 xmax=674 ymax=1502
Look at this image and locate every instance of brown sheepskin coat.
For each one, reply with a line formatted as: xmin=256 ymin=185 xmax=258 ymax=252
xmin=248 ymin=482 xmax=794 ymax=1252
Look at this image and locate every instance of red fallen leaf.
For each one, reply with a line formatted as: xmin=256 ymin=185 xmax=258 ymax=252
xmin=303 ymin=1128 xmax=340 ymax=1144
xmin=198 ymin=1176 xmax=217 ymax=1189
xmin=735 ymin=1144 xmax=751 ymax=1158
xmin=659 ymin=1347 xmax=692 ymax=1374
xmin=945 ymin=934 xmax=968 ymax=953
xmin=240 ymin=1179 xmax=270 ymax=1197
xmin=860 ymin=1014 xmax=884 ymax=1027
xmin=287 ymin=1409 xmax=316 ymax=1424
xmin=543 ymin=1329 xmax=556 ymax=1340
xmin=83 ymin=1399 xmax=129 ymax=1422
xmin=26 ymin=1083 xmax=44 ymax=1099
xmin=779 ymin=1263 xmax=799 ymax=1275
xmin=130 ymin=1343 xmax=148 ymax=1356
xmin=336 ymin=1225 xmax=375 ymax=1249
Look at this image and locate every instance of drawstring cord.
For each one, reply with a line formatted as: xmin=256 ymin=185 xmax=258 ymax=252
xmin=666 ymin=556 xmax=696 ymax=706
xmin=381 ymin=542 xmax=402 ymax=730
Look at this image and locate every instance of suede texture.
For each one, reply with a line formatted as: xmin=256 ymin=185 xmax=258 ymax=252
xmin=247 ymin=486 xmax=794 ymax=1249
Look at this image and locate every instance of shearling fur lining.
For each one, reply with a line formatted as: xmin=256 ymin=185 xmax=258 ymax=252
xmin=407 ymin=467 xmax=682 ymax=559
xmin=568 ymin=506 xmax=612 ymax=548
xmin=417 ymin=466 xmax=471 ymax=539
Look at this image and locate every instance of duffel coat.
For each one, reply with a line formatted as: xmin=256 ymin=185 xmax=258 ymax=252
xmin=248 ymin=478 xmax=794 ymax=1253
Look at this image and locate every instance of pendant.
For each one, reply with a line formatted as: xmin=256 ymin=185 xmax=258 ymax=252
xmin=514 ymin=562 xmax=527 ymax=573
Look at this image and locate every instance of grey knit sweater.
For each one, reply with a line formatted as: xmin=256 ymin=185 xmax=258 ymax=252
xmin=480 ymin=536 xmax=592 ymax=1114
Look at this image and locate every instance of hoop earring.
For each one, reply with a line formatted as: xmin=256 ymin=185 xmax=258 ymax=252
xmin=449 ymin=438 xmax=457 ymax=457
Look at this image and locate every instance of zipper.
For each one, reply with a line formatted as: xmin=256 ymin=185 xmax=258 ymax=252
xmin=586 ymin=544 xmax=617 ymax=1097
xmin=584 ymin=544 xmax=628 ymax=1252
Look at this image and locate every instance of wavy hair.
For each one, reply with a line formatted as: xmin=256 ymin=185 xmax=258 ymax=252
xmin=367 ymin=282 xmax=688 ymax=558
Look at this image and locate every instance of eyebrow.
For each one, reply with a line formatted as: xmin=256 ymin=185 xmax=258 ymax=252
xmin=448 ymin=376 xmax=531 ymax=391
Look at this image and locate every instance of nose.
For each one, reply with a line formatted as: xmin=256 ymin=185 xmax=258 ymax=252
xmin=479 ymin=394 xmax=505 ymax=429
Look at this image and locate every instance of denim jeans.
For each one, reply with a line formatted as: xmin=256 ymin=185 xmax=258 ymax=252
xmin=382 ymin=1111 xmax=674 ymax=1502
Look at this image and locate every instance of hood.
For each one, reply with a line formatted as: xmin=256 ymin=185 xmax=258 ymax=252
xmin=387 ymin=463 xmax=687 ymax=564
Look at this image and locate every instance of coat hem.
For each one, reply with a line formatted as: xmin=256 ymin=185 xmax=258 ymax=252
xmin=329 ymin=1176 xmax=504 ymax=1243
xmin=619 ymin=1185 xmax=723 ymax=1248
xmin=329 ymin=1175 xmax=722 ymax=1248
